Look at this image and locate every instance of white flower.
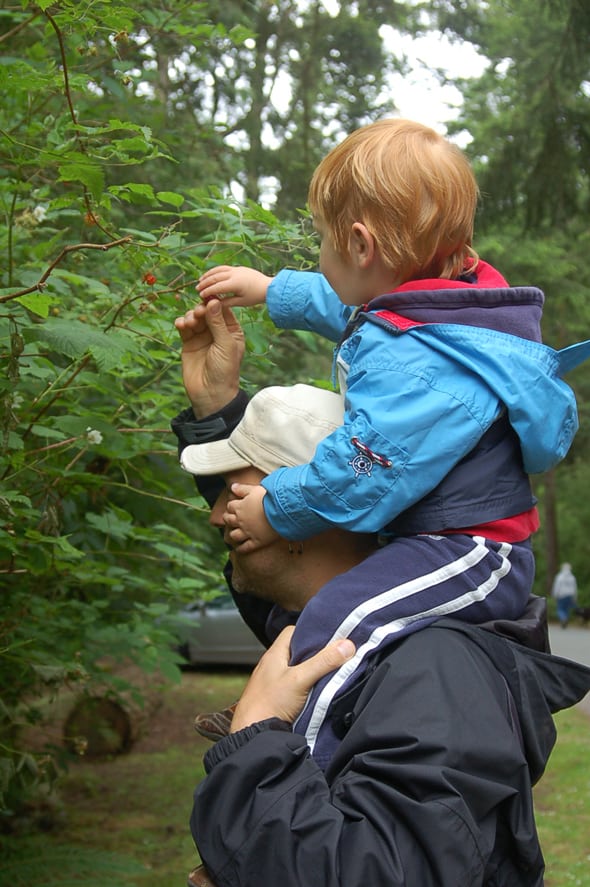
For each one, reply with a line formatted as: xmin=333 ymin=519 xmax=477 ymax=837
xmin=12 ymin=394 xmax=24 ymax=409
xmin=86 ymin=427 xmax=103 ymax=445
xmin=32 ymin=205 xmax=47 ymax=222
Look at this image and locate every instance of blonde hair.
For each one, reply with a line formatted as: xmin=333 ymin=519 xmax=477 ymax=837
xmin=308 ymin=118 xmax=479 ymax=282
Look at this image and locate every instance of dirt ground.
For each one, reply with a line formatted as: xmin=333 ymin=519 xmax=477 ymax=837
xmin=93 ymin=664 xmax=251 ymax=757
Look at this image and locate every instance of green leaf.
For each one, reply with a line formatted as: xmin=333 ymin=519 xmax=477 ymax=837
xmin=156 ymin=191 xmax=185 ymax=208
xmin=51 ymin=270 xmax=111 ymax=297
xmin=245 ymin=200 xmax=279 ymax=226
xmin=85 ymin=510 xmax=134 ymax=542
xmin=0 ymin=490 xmax=31 ymax=509
xmin=29 ymin=424 xmax=68 ymax=441
xmin=119 ymin=227 xmax=158 ymax=241
xmin=14 ymin=293 xmax=54 ymax=318
xmin=158 ymin=232 xmax=185 ymax=250
xmin=57 ymin=157 xmax=105 ymax=202
xmin=30 ymin=663 xmax=71 ymax=683
xmin=110 ymin=183 xmax=157 ymax=205
xmin=29 ymin=320 xmax=134 ymax=371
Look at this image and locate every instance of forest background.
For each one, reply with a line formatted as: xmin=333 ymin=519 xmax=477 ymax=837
xmin=1 ymin=0 xmax=589 ymax=832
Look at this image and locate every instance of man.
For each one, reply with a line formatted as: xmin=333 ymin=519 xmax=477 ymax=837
xmin=551 ymin=562 xmax=578 ymax=628
xmin=172 ymin=298 xmax=590 ymax=887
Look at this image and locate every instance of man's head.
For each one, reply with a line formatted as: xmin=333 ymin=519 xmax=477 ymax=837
xmin=308 ymin=118 xmax=479 ymax=287
xmin=181 ymin=385 xmax=375 ymax=608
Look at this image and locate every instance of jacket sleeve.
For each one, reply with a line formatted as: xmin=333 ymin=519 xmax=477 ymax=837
xmin=190 ymin=628 xmax=542 ymax=886
xmin=171 ymin=391 xmax=250 ymax=507
xmin=267 ymin=269 xmax=354 ymax=341
xmin=261 ymin=323 xmax=502 ymax=539
xmin=170 ymin=392 xmax=273 ymax=646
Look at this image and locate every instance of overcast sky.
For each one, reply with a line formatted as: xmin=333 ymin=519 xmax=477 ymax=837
xmin=315 ymin=0 xmax=487 ymax=136
xmin=380 ymin=27 xmax=488 ymax=142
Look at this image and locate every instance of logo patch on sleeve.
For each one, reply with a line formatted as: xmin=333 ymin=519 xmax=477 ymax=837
xmin=348 ymin=437 xmax=393 ymax=478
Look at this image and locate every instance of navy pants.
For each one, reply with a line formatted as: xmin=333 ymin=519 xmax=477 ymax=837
xmin=290 ymin=533 xmax=535 ymax=769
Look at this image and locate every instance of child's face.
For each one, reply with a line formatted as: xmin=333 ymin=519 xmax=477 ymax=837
xmin=315 ymin=220 xmax=364 ymax=307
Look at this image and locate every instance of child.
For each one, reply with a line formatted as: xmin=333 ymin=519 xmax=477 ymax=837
xmin=188 ymin=119 xmax=587 ymax=755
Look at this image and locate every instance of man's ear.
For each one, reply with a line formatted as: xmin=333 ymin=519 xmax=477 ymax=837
xmin=349 ymin=222 xmax=375 ymax=269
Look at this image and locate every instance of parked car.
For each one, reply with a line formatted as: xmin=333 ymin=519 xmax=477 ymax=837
xmin=173 ymin=593 xmax=265 ymax=667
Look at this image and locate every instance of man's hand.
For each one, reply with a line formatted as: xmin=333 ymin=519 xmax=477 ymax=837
xmin=197 ymin=265 xmax=273 ymax=307
xmin=174 ymin=299 xmax=245 ymax=418
xmin=224 ymin=483 xmax=280 ymax=552
xmin=230 ymin=626 xmax=356 ymax=732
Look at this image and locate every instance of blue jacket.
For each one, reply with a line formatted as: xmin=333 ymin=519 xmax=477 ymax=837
xmin=262 ymin=263 xmax=588 ymax=540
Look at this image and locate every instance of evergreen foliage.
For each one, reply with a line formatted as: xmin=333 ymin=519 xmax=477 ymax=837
xmin=428 ymin=0 xmax=590 ymax=592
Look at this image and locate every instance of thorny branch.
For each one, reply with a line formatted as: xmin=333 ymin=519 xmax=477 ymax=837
xmin=43 ymin=9 xmax=115 ymax=238
xmin=0 ymin=238 xmax=132 ymax=303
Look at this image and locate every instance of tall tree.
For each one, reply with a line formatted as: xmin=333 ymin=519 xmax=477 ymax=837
xmin=193 ymin=0 xmax=412 ymax=212
xmin=425 ymin=0 xmax=590 ymax=593
xmin=429 ymin=0 xmax=590 ymax=232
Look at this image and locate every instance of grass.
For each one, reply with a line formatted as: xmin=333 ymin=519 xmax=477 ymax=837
xmin=0 ymin=668 xmax=250 ymax=887
xmin=0 ymin=670 xmax=588 ymax=886
xmin=535 ymin=707 xmax=590 ymax=887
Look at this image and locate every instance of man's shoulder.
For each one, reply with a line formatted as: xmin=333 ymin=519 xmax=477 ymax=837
xmin=352 ymin=622 xmax=502 ymax=714
xmin=369 ymin=615 xmax=590 ymax=724
xmin=379 ymin=620 xmax=499 ymax=680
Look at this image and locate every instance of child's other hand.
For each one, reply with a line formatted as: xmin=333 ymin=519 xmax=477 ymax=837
xmin=197 ymin=266 xmax=273 ymax=308
xmin=223 ymin=483 xmax=280 ymax=552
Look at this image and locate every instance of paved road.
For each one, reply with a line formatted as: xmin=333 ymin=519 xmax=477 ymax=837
xmin=548 ymin=623 xmax=590 ymax=666
xmin=547 ymin=623 xmax=590 ymax=716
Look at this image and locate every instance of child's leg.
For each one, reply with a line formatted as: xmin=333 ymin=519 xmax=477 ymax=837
xmin=292 ymin=534 xmax=534 ymax=763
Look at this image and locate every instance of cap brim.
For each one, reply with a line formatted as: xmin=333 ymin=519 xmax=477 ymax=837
xmin=180 ymin=440 xmax=251 ymax=476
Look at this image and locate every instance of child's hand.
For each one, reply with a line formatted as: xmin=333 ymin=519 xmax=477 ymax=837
xmin=197 ymin=265 xmax=273 ymax=308
xmin=224 ymin=483 xmax=280 ymax=552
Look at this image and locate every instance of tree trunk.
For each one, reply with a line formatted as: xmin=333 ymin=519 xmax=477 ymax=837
xmin=23 ymin=664 xmax=164 ymax=758
xmin=544 ymin=468 xmax=559 ymax=594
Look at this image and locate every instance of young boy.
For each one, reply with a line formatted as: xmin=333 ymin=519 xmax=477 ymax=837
xmin=185 ymin=118 xmax=587 ymax=756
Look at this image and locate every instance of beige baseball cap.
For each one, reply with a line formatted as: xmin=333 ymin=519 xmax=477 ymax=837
xmin=180 ymin=384 xmax=344 ymax=476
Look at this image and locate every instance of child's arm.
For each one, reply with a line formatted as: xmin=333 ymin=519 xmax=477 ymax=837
xmin=197 ymin=266 xmax=273 ymax=308
xmin=199 ymin=265 xmax=352 ymax=342
xmin=224 ymin=483 xmax=281 ymax=552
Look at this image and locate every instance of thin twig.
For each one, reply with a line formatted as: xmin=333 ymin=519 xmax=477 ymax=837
xmin=0 ymin=237 xmax=132 ymax=303
xmin=0 ymin=10 xmax=42 ymax=45
xmin=43 ymin=9 xmax=118 ymax=238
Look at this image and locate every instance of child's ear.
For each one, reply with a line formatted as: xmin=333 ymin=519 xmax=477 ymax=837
xmin=349 ymin=222 xmax=375 ymax=268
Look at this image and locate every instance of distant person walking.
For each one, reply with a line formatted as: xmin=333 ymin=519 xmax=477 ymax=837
xmin=552 ymin=563 xmax=578 ymax=628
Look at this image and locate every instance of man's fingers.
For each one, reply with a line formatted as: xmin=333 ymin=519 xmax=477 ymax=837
xmin=174 ymin=305 xmax=207 ymax=340
xmin=273 ymin=625 xmax=296 ymax=654
xmin=230 ymin=628 xmax=356 ymax=731
xmin=201 ymin=299 xmax=235 ymax=345
xmin=297 ymin=638 xmax=356 ymax=688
